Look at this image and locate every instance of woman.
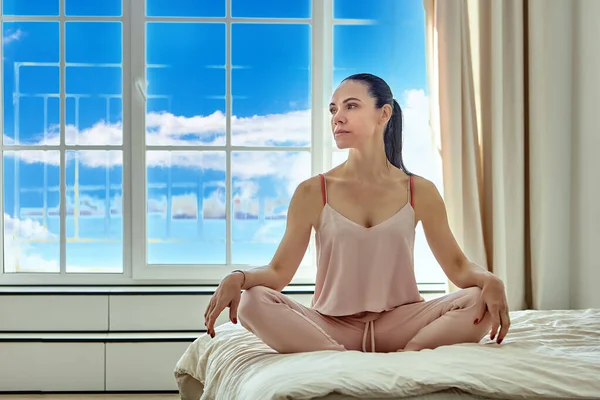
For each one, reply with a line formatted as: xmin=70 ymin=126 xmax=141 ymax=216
xmin=204 ymin=73 xmax=510 ymax=354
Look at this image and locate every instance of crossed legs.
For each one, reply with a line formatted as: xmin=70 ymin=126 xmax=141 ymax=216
xmin=237 ymin=286 xmax=492 ymax=354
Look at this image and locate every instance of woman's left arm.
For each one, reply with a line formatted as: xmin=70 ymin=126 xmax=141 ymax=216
xmin=414 ymin=177 xmax=510 ymax=343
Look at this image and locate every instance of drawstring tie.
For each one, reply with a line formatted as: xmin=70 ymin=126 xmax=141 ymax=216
xmin=361 ymin=320 xmax=376 ymax=352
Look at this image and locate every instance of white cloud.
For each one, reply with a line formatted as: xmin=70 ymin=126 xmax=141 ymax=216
xmin=172 ymin=193 xmax=198 ymax=217
xmin=231 ymin=110 xmax=310 ymax=147
xmin=119 ymin=109 xmax=310 ymax=147
xmin=3 ymin=213 xmax=120 ymax=273
xmin=4 ymin=248 xmax=58 ymax=273
xmin=5 ymin=108 xmax=312 ymax=182
xmin=3 ymin=213 xmax=57 ymax=273
xmin=401 ymin=89 xmax=431 ymax=147
xmin=253 ymin=220 xmax=285 ymax=243
xmin=65 ymin=122 xmax=121 ymax=147
xmin=203 ymin=190 xmax=226 ymax=219
xmin=231 ymin=151 xmax=310 ymax=187
xmin=4 ymin=88 xmax=434 ymax=209
xmin=399 ymin=89 xmax=443 ymax=188
xmin=234 ymin=180 xmax=259 ymax=217
xmin=146 ymin=111 xmax=226 ymax=146
xmin=234 ymin=180 xmax=259 ymax=199
xmin=3 ymin=29 xmax=24 ymax=45
xmin=4 ymin=214 xmax=56 ymax=241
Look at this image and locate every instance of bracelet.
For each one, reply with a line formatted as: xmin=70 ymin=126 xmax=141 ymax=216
xmin=231 ymin=270 xmax=246 ymax=288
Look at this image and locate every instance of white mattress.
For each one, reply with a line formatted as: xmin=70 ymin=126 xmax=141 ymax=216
xmin=174 ymin=309 xmax=600 ymax=400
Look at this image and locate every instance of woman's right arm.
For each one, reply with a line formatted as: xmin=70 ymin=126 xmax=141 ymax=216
xmin=235 ymin=179 xmax=316 ymax=291
xmin=203 ymin=178 xmax=318 ymax=336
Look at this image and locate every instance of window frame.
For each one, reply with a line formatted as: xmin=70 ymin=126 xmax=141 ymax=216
xmin=0 ymin=0 xmax=133 ymax=285
xmin=0 ymin=0 xmax=442 ymax=287
xmin=129 ymin=0 xmax=336 ymax=283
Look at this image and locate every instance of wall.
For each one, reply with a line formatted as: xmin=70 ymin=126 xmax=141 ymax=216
xmin=0 ymin=286 xmax=316 ymax=392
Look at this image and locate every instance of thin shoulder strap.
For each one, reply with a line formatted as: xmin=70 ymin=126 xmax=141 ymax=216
xmin=319 ymin=174 xmax=328 ymax=205
xmin=408 ymin=175 xmax=414 ymax=207
xmin=320 ymin=174 xmax=328 ymax=204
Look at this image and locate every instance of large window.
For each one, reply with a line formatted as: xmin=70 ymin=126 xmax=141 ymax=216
xmin=0 ymin=0 xmax=445 ymax=285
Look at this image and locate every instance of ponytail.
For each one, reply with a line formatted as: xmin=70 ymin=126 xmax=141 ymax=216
xmin=342 ymin=73 xmax=412 ymax=175
xmin=384 ymin=99 xmax=406 ymax=171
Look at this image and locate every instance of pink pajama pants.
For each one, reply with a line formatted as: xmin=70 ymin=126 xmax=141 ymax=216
xmin=237 ymin=286 xmax=492 ymax=353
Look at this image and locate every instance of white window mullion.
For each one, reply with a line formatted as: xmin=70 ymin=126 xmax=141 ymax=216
xmin=144 ymin=17 xmax=310 ymax=24
xmin=121 ymin=0 xmax=133 ymax=279
xmin=1 ymin=16 xmax=121 ymax=22
xmin=312 ymin=0 xmax=333 ymax=176
xmin=322 ymin=0 xmax=334 ymax=172
xmin=225 ymin=0 xmax=232 ymax=266
xmin=287 ymin=0 xmax=334 ymax=285
xmin=0 ymin=0 xmax=4 ymax=277
xmin=59 ymin=0 xmax=67 ymax=275
xmin=130 ymin=0 xmax=147 ymax=279
xmin=144 ymin=145 xmax=311 ymax=152
xmin=331 ymin=19 xmax=375 ymax=25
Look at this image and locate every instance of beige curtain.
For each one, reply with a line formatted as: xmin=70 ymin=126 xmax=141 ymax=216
xmin=424 ymin=0 xmax=600 ymax=311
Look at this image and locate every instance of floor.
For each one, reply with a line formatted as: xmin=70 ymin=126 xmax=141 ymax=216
xmin=0 ymin=395 xmax=180 ymax=399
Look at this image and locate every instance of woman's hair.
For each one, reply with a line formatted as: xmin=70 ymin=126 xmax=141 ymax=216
xmin=341 ymin=73 xmax=412 ymax=175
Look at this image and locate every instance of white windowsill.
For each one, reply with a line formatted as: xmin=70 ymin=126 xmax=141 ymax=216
xmin=0 ymin=283 xmax=448 ymax=294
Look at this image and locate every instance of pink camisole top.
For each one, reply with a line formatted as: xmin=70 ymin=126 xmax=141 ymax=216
xmin=311 ymin=174 xmax=423 ymax=317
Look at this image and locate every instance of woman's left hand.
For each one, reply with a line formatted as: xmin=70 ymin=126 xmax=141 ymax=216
xmin=474 ymin=275 xmax=510 ymax=344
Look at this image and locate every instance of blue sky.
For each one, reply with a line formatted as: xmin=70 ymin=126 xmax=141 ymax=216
xmin=1 ymin=1 xmax=443 ymax=282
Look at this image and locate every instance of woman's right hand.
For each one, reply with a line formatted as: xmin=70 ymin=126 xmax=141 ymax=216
xmin=204 ymin=272 xmax=244 ymax=338
xmin=202 ymin=178 xmax=317 ymax=337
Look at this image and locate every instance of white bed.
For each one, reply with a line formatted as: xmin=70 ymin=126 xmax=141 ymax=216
xmin=174 ymin=309 xmax=600 ymax=400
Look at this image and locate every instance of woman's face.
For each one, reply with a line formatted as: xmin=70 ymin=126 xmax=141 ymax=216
xmin=329 ymin=80 xmax=390 ymax=150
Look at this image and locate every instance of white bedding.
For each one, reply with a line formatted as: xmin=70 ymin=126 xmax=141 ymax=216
xmin=174 ymin=309 xmax=600 ymax=400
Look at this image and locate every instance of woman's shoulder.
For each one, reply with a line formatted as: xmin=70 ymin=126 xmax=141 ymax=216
xmin=290 ymin=175 xmax=329 ymax=228
xmin=410 ymin=173 xmax=435 ymax=190
xmin=292 ymin=175 xmax=328 ymax=208
xmin=295 ymin=175 xmax=322 ymax=195
xmin=409 ymin=174 xmax=445 ymax=218
xmin=410 ymin=174 xmax=441 ymax=197
xmin=295 ymin=166 xmax=344 ymax=193
xmin=294 ymin=167 xmax=349 ymax=202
